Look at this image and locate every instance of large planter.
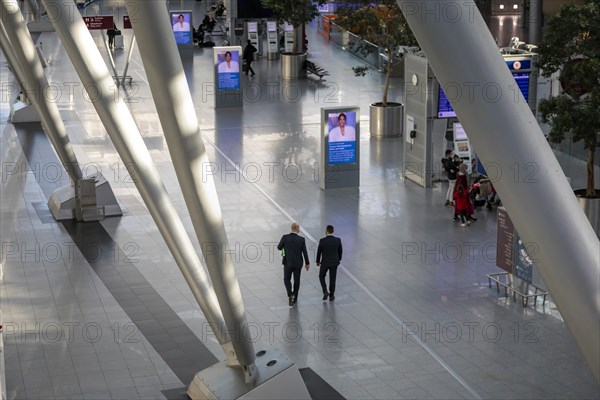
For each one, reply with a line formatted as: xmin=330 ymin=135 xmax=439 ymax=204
xmin=575 ymin=189 xmax=600 ymax=236
xmin=369 ymin=102 xmax=403 ymax=139
xmin=281 ymin=52 xmax=307 ymax=80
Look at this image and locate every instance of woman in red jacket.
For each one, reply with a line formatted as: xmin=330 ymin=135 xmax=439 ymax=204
xmin=454 ymin=185 xmax=471 ymax=227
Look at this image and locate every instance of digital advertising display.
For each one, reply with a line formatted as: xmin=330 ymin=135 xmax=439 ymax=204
xmin=327 ymin=111 xmax=357 ymax=164
xmin=170 ymin=12 xmax=192 ymax=45
xmin=215 ymin=49 xmax=241 ymax=90
xmin=320 ymin=107 xmax=360 ymax=190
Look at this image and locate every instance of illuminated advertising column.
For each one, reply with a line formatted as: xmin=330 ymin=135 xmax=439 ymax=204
xmin=214 ymin=46 xmax=243 ymax=108
xmin=267 ymin=21 xmax=278 ymax=60
xmin=170 ymin=10 xmax=193 ymax=58
xmin=320 ymin=107 xmax=360 ymax=190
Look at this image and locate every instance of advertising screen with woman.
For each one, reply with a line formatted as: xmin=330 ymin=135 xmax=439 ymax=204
xmin=216 ymin=50 xmax=240 ymax=90
xmin=327 ymin=111 xmax=357 ymax=164
xmin=171 ymin=12 xmax=192 ymax=45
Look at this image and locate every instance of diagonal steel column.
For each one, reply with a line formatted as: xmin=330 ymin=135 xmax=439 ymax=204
xmin=0 ymin=22 xmax=27 ymax=102
xmin=38 ymin=0 xmax=233 ymax=349
xmin=396 ymin=0 xmax=599 ymax=380
xmin=1 ymin=0 xmax=82 ymax=182
xmin=125 ymin=1 xmax=256 ymax=379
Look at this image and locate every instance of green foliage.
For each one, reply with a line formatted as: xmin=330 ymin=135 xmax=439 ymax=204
xmin=260 ymin=0 xmax=323 ymax=28
xmin=335 ymin=0 xmax=417 ymax=51
xmin=334 ymin=0 xmax=418 ymax=106
xmin=537 ymin=1 xmax=599 ymax=196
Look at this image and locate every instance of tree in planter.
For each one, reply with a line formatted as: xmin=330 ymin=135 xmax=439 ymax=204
xmin=260 ymin=0 xmax=324 ymax=53
xmin=335 ymin=0 xmax=417 ymax=107
xmin=537 ymin=1 xmax=600 ymax=198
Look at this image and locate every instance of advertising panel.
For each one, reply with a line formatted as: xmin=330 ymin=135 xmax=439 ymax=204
xmin=215 ymin=49 xmax=241 ymax=90
xmin=327 ymin=111 xmax=357 ymax=164
xmin=320 ymin=107 xmax=360 ymax=190
xmin=170 ymin=11 xmax=192 ymax=46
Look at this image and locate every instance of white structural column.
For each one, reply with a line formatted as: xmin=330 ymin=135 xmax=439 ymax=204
xmin=125 ymin=1 xmax=256 ymax=378
xmin=0 ymin=0 xmax=82 ymax=182
xmin=38 ymin=0 xmax=233 ymax=347
xmin=0 ymin=22 xmax=27 ymax=100
xmin=395 ymin=0 xmax=599 ymax=380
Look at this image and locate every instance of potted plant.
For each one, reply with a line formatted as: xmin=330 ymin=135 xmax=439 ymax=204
xmin=261 ymin=0 xmax=324 ymax=79
xmin=335 ymin=0 xmax=417 ymax=138
xmin=537 ymin=1 xmax=600 ymax=234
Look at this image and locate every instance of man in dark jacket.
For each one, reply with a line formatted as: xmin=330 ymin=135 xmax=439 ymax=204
xmin=278 ymin=222 xmax=310 ymax=306
xmin=316 ymin=225 xmax=343 ymax=301
xmin=243 ymin=40 xmax=257 ymax=76
xmin=442 ymin=150 xmax=458 ymax=207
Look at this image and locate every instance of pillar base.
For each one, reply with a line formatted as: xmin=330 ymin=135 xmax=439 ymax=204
xmin=48 ymin=173 xmax=122 ymax=221
xmin=188 ymin=347 xmax=310 ymax=400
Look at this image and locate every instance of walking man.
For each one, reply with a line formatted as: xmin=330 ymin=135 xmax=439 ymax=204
xmin=243 ymin=39 xmax=257 ymax=76
xmin=278 ymin=222 xmax=310 ymax=306
xmin=316 ymin=225 xmax=343 ymax=301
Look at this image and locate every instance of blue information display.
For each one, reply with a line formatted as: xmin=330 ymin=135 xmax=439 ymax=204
xmin=216 ymin=50 xmax=240 ymax=90
xmin=512 ymin=73 xmax=530 ymax=102
xmin=327 ymin=111 xmax=357 ymax=164
xmin=171 ymin=12 xmax=192 ymax=45
xmin=438 ymin=59 xmax=532 ymax=118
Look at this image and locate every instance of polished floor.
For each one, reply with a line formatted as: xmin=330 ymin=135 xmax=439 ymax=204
xmin=1 ymin=2 xmax=599 ymax=400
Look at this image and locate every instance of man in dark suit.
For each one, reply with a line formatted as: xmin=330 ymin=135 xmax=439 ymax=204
xmin=316 ymin=225 xmax=342 ymax=301
xmin=277 ymin=222 xmax=310 ymax=306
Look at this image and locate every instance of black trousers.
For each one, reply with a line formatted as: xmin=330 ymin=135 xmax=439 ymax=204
xmin=283 ymin=265 xmax=302 ymax=298
xmin=245 ymin=59 xmax=255 ymax=75
xmin=319 ymin=264 xmax=339 ymax=295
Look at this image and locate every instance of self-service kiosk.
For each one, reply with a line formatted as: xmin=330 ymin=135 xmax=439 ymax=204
xmin=283 ymin=22 xmax=294 ymax=53
xmin=452 ymin=122 xmax=474 ymax=174
xmin=266 ymin=20 xmax=278 ymax=60
xmin=246 ymin=21 xmax=259 ymax=60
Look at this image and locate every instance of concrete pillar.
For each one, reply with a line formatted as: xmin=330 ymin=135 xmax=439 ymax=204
xmin=0 ymin=0 xmax=82 ymax=183
xmin=528 ymin=0 xmax=543 ymax=45
xmin=39 ymin=0 xmax=232 ymax=349
xmin=125 ymin=1 xmax=256 ymax=380
xmin=395 ymin=0 xmax=599 ymax=381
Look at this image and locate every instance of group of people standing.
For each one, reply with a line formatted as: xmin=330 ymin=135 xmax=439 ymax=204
xmin=442 ymin=150 xmax=477 ymax=227
xmin=277 ymin=223 xmax=342 ymax=306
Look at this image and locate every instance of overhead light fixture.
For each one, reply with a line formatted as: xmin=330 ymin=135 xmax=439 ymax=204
xmin=513 ymin=4 xmax=518 ymax=10
xmin=500 ymin=4 xmax=505 ymax=10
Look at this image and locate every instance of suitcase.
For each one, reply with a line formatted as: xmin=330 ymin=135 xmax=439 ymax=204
xmin=114 ymin=35 xmax=124 ymax=50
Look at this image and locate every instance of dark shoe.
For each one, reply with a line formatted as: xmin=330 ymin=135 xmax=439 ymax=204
xmin=329 ymin=295 xmax=335 ymax=301
xmin=288 ymin=296 xmax=294 ymax=306
xmin=292 ymin=296 xmax=297 ymax=306
xmin=322 ymin=292 xmax=329 ymax=301
xmin=469 ymin=217 xmax=477 ymax=222
xmin=453 ymin=216 xmax=459 ymax=222
xmin=251 ymin=73 xmax=256 ymax=76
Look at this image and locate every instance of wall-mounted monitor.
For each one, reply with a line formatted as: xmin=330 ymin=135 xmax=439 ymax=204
xmin=171 ymin=12 xmax=192 ymax=46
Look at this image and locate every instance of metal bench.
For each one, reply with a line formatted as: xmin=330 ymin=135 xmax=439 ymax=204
xmin=305 ymin=60 xmax=330 ymax=79
xmin=487 ymin=272 xmax=548 ymax=307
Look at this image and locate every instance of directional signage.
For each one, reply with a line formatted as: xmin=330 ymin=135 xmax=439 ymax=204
xmin=123 ymin=16 xmax=132 ymax=29
xmin=82 ymin=16 xmax=114 ymax=30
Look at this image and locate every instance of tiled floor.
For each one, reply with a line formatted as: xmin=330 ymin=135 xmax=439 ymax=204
xmin=1 ymin=1 xmax=599 ymax=399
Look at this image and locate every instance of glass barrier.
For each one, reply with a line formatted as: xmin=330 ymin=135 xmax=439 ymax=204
xmin=328 ymin=19 xmax=381 ymax=69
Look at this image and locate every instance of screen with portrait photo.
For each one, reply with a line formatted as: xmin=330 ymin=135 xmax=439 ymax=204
xmin=171 ymin=12 xmax=192 ymax=45
xmin=327 ymin=111 xmax=357 ymax=164
xmin=217 ymin=50 xmax=240 ymax=90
